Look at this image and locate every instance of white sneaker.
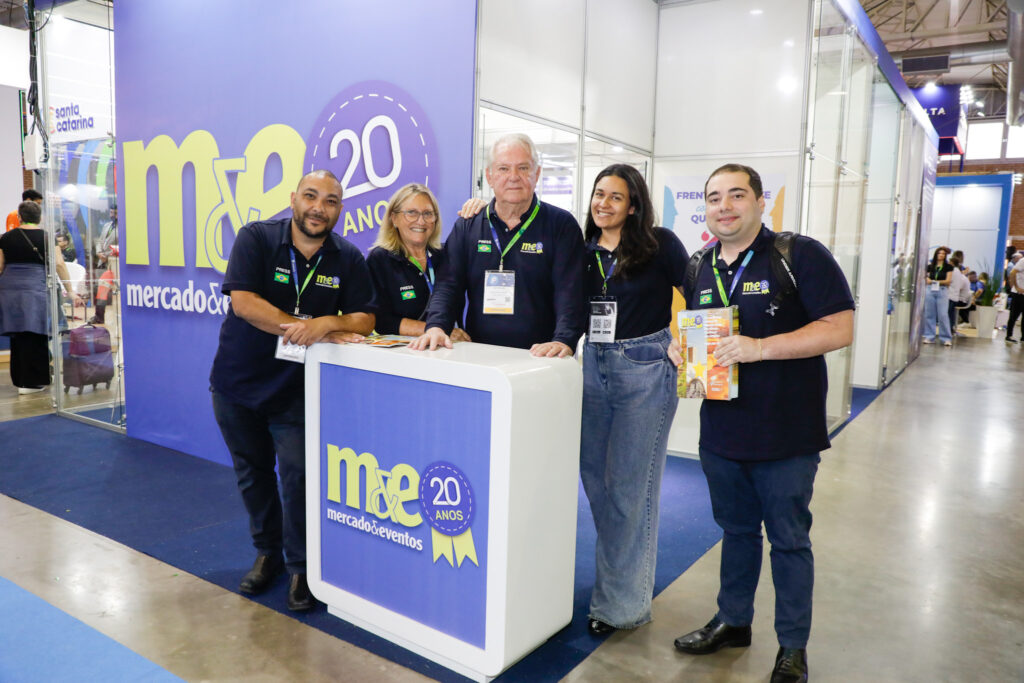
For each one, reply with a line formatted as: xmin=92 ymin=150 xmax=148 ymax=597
xmin=17 ymin=387 xmax=45 ymax=395
xmin=923 ymin=338 xmax=935 ymax=344
xmin=943 ymin=341 xmax=953 ymax=347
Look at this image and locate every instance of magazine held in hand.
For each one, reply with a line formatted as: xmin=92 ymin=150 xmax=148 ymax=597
xmin=676 ymin=306 xmax=739 ymax=400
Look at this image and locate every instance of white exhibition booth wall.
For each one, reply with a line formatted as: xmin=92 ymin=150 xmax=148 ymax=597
xmin=930 ymin=181 xmax=1010 ymax=272
xmin=0 ymin=24 xmax=29 ymax=220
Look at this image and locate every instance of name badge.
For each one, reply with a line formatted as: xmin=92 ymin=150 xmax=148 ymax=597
xmin=274 ymin=313 xmax=311 ymax=364
xmin=930 ymin=282 xmax=940 ymax=292
xmin=483 ymin=270 xmax=515 ymax=315
xmin=588 ymin=297 xmax=617 ymax=343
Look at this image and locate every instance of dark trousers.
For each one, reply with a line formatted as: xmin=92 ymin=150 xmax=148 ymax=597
xmin=9 ymin=332 xmax=49 ymax=388
xmin=947 ymin=300 xmax=959 ymax=334
xmin=1007 ymin=293 xmax=1024 ymax=340
xmin=212 ymin=391 xmax=307 ymax=574
xmin=959 ymin=303 xmax=975 ymax=325
xmin=699 ymin=447 xmax=820 ymax=649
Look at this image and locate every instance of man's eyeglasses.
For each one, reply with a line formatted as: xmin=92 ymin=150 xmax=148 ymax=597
xmin=395 ymin=210 xmax=437 ymax=223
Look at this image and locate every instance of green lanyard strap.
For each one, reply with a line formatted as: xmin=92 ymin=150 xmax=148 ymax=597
xmin=711 ymin=249 xmax=754 ymax=307
xmin=486 ymin=201 xmax=541 ymax=270
xmin=595 ymin=251 xmax=616 ymax=296
xmin=290 ymin=249 xmax=323 ymax=315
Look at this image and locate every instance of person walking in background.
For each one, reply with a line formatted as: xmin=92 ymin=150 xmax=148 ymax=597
xmin=1006 ymin=252 xmax=1024 ymax=343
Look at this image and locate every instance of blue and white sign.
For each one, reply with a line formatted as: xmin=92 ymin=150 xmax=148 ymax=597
xmin=318 ymin=365 xmax=491 ymax=647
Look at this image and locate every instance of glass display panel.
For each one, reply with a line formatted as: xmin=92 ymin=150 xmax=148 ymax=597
xmin=40 ymin=7 xmax=123 ymax=429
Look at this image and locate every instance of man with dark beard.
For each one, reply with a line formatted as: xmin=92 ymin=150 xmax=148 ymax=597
xmin=209 ymin=170 xmax=375 ymax=611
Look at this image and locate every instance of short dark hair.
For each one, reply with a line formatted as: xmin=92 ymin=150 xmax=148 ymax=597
xmin=18 ymin=200 xmax=42 ymax=224
xmin=22 ymin=189 xmax=42 ymax=202
xmin=705 ymin=164 xmax=764 ymax=199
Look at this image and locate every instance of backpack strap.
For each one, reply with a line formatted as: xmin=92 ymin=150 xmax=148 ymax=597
xmin=766 ymin=231 xmax=798 ymax=317
xmin=683 ymin=244 xmax=714 ymax=302
xmin=686 ymin=232 xmax=799 ymax=315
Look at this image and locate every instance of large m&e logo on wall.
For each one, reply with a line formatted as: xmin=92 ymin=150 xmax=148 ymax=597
xmin=122 ymin=81 xmax=438 ymax=273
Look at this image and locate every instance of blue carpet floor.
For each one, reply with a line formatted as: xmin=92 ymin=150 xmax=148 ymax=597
xmin=828 ymin=387 xmax=883 ymax=439
xmin=0 ymin=577 xmax=184 ymax=683
xmin=0 ymin=415 xmax=719 ymax=682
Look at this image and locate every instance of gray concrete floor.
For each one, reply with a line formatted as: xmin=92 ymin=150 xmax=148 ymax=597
xmin=2 ymin=336 xmax=1022 ymax=682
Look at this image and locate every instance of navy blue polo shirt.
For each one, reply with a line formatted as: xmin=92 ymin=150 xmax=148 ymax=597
xmin=209 ymin=218 xmax=374 ymax=412
xmin=685 ymin=226 xmax=854 ymax=461
xmin=366 ymin=246 xmax=447 ymax=334
xmin=584 ymin=227 xmax=689 ymax=340
xmin=424 ymin=195 xmax=586 ymax=349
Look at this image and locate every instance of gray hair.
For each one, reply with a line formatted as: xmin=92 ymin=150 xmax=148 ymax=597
xmin=487 ymin=133 xmax=540 ymax=169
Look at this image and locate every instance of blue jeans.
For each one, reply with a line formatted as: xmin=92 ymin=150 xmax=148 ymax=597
xmin=580 ymin=327 xmax=679 ymax=628
xmin=699 ymin=447 xmax=819 ymax=649
xmin=923 ymin=287 xmax=951 ymax=342
xmin=212 ymin=391 xmax=307 ymax=574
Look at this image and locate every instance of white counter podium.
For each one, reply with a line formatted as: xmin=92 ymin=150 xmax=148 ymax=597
xmin=305 ymin=341 xmax=582 ymax=681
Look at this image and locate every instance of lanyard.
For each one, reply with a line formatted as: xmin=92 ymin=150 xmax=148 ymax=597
xmin=933 ymin=266 xmax=943 ymax=281
xmin=486 ymin=201 xmax=541 ymax=270
xmin=711 ymin=249 xmax=754 ymax=306
xmin=408 ymin=253 xmax=435 ymax=295
xmin=289 ymin=249 xmax=323 ymax=315
xmin=595 ymin=251 xmax=616 ymax=295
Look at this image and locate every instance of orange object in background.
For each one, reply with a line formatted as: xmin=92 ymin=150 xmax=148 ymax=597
xmin=96 ymin=269 xmax=115 ymax=301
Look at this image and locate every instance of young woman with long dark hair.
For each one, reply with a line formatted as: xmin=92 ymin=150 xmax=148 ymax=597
xmin=922 ymin=246 xmax=953 ymax=346
xmin=580 ymin=164 xmax=688 ymax=635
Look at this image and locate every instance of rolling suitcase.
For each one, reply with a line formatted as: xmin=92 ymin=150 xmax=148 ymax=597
xmin=61 ymin=324 xmax=115 ymax=394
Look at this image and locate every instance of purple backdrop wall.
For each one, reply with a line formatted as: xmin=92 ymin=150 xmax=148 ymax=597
xmin=114 ymin=1 xmax=478 ymax=464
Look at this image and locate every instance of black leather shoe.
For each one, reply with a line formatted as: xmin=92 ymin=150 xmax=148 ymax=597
xmin=771 ymin=647 xmax=808 ymax=683
xmin=587 ymin=618 xmax=616 ymax=636
xmin=674 ymin=616 xmax=752 ymax=654
xmin=238 ymin=554 xmax=283 ymax=595
xmin=287 ymin=573 xmax=316 ymax=611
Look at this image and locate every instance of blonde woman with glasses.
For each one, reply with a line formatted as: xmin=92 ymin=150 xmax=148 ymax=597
xmin=368 ymin=184 xmax=469 ymax=340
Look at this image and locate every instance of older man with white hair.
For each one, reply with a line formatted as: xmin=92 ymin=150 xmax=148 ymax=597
xmin=411 ymin=133 xmax=585 ymax=356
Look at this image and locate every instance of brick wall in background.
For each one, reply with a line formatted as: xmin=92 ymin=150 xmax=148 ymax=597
xmin=938 ymin=160 xmax=1024 ymax=254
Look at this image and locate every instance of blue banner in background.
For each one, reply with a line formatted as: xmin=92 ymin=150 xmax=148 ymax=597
xmin=319 ymin=365 xmax=490 ymax=647
xmin=114 ymin=1 xmax=477 ymax=464
xmin=911 ymin=84 xmax=966 ymax=154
